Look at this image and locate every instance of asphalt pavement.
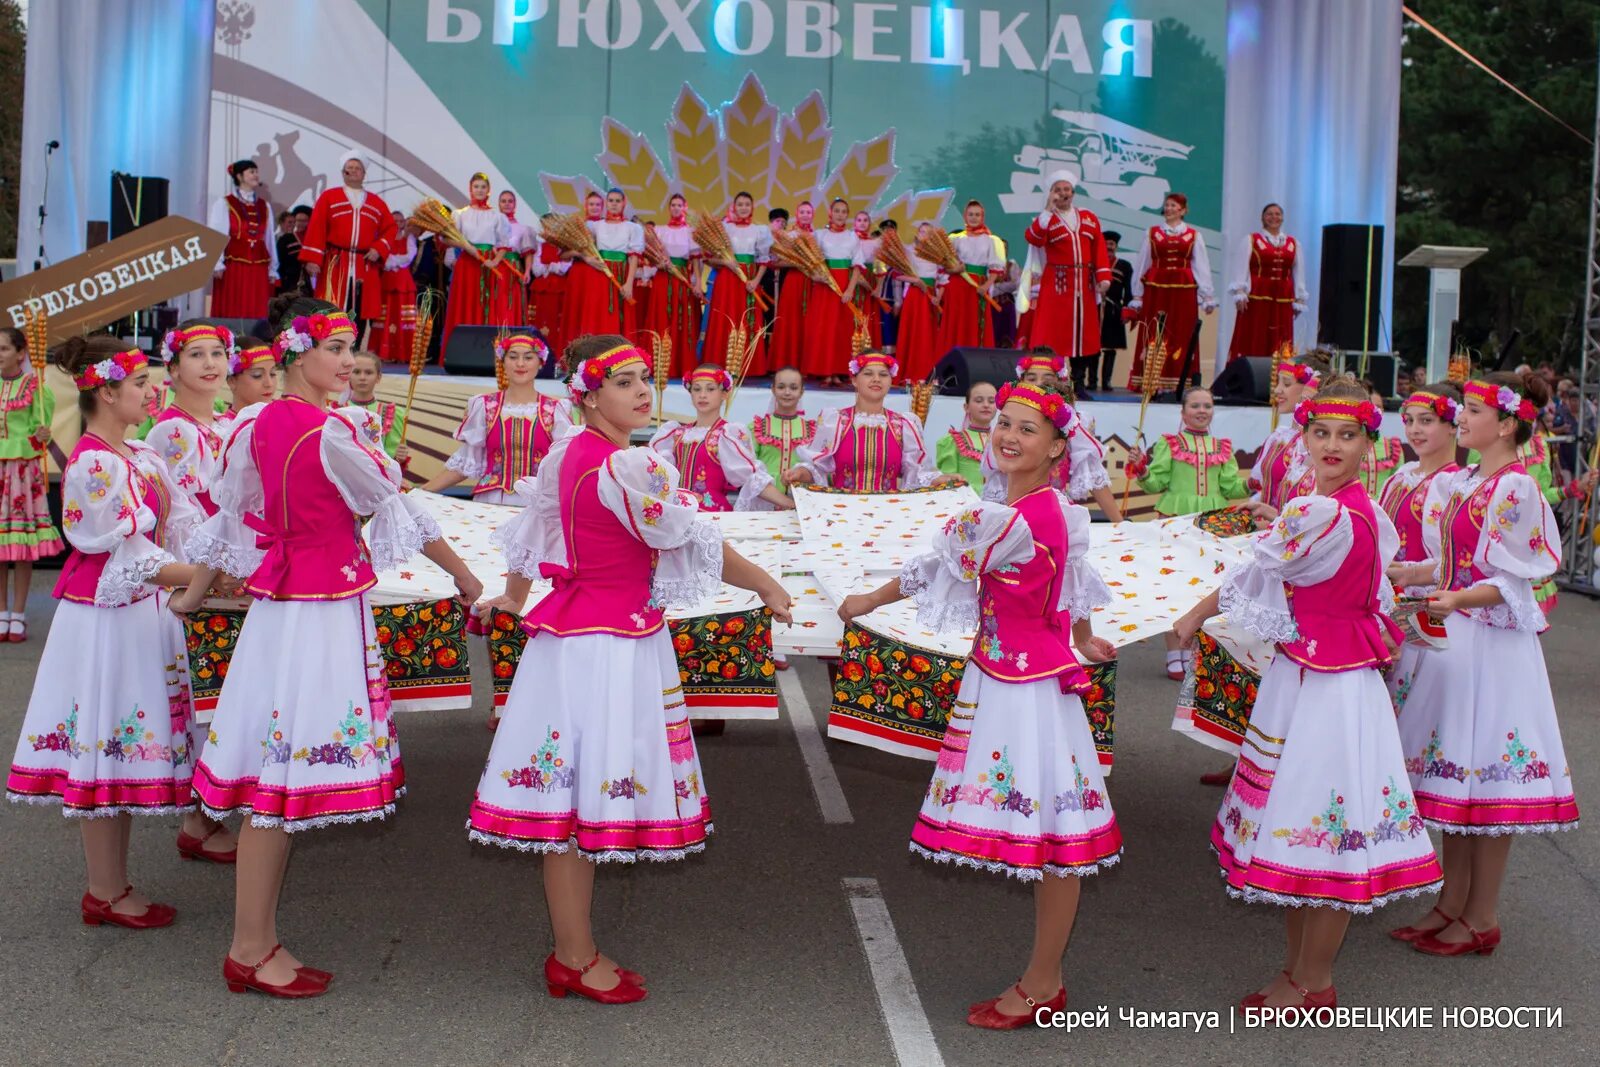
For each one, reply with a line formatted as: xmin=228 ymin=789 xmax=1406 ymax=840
xmin=1 ymin=585 xmax=1596 ymax=1067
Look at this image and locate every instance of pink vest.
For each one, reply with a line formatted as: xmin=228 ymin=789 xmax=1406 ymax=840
xmin=669 ymin=420 xmax=734 ymax=513
xmin=152 ymin=405 xmax=224 ymax=515
xmin=1278 ymin=480 xmax=1400 ymax=673
xmin=243 ymin=396 xmax=376 ymax=601
xmin=1258 ymin=432 xmax=1298 ymax=509
xmin=1379 ymin=463 xmax=1458 ymax=563
xmin=475 ymin=393 xmax=557 ymax=497
xmin=523 ymin=428 xmax=662 ymax=640
xmin=1436 ymin=464 xmax=1520 ymax=594
xmin=970 ymin=487 xmax=1092 ymax=691
xmin=53 ymin=437 xmax=172 ymax=606
xmin=831 ymin=410 xmax=907 ymax=492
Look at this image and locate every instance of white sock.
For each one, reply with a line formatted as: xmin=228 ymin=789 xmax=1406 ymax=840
xmin=1165 ymin=650 xmax=1184 ymax=667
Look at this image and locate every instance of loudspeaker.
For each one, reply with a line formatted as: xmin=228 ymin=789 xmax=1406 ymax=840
xmin=1318 ymin=223 xmax=1384 ymax=352
xmin=443 ymin=324 xmax=550 ymax=376
xmin=110 ymin=173 xmax=170 ymax=238
xmin=1345 ymin=352 xmax=1400 ymax=398
xmin=932 ymin=346 xmax=1016 ymax=396
xmin=1210 ymin=356 xmax=1273 ymax=405
xmin=209 ymin=316 xmax=272 ymax=346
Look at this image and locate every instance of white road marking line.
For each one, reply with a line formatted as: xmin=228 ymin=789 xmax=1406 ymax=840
xmin=844 ymin=877 xmax=946 ymax=1067
xmin=779 ymin=663 xmax=854 ymax=824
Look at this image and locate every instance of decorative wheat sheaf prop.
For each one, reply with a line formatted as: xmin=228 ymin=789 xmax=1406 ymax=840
xmin=769 ymin=231 xmax=861 ymax=323
xmin=543 ymin=212 xmax=633 ymax=303
xmin=409 ymin=200 xmax=484 ymax=262
xmin=719 ymin=313 xmax=773 ymax=416
xmin=915 ymin=227 xmax=1001 ymax=312
xmin=1447 ymin=349 xmax=1472 ymax=385
xmin=908 ymin=380 xmax=936 ymax=426
xmin=1268 ymin=341 xmax=1291 ymax=431
xmin=23 ymin=308 xmax=49 ymax=473
xmin=398 ymin=290 xmax=439 ymax=446
xmin=875 ymin=228 xmax=936 ymax=300
xmin=643 ymin=226 xmax=693 ymax=289
xmin=649 ymin=330 xmax=672 ymax=425
xmin=691 ymin=212 xmax=770 ymax=311
xmin=1123 ymin=313 xmax=1168 ymax=511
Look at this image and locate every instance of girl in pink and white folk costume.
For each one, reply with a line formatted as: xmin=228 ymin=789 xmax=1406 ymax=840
xmin=784 ymin=353 xmax=953 ymax=493
xmin=1246 ymin=361 xmax=1321 ymax=515
xmin=648 ymin=365 xmax=794 ymax=512
xmin=176 ymin=296 xmax=482 ymax=998
xmin=979 ymin=352 xmax=1123 ymax=521
xmin=1022 ymin=172 xmax=1112 ymax=396
xmin=467 ymin=335 xmax=791 ymax=1004
xmin=1173 ymin=378 xmax=1444 ymax=1013
xmin=1385 ymin=373 xmax=1577 ymax=958
xmin=7 ymin=337 xmax=207 ymax=930
xmin=0 ymin=327 xmax=63 ymax=641
xmin=1127 ymin=192 xmax=1217 ymax=392
xmin=421 ymin=334 xmax=574 ymax=505
xmin=209 ymin=160 xmax=279 ymax=319
xmin=1226 ymin=203 xmax=1306 ymax=361
xmin=839 ymin=381 xmax=1121 ymax=1030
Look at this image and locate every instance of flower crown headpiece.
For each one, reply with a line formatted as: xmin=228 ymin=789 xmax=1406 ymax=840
xmin=1293 ymin=397 xmax=1382 ymax=438
xmin=229 ymin=345 xmax=278 ymax=376
xmin=161 ymin=323 xmax=236 ymax=363
xmin=685 ymin=366 xmax=734 ymax=391
xmin=997 ymin=381 xmax=1072 ymax=431
xmin=847 ymin=351 xmax=898 ymax=377
xmin=75 ymin=349 xmax=148 ymax=392
xmin=1280 ymin=363 xmax=1321 ymax=388
xmin=1403 ymin=390 xmax=1459 ymax=424
xmin=271 ymin=312 xmax=357 ymax=364
xmin=568 ymin=342 xmax=647 ymax=401
xmin=1016 ymin=353 xmax=1065 ymax=377
xmin=1464 ymin=380 xmax=1538 ymax=424
xmin=494 ymin=333 xmax=549 ymax=363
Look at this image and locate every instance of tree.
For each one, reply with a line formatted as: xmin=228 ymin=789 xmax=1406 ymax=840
xmin=1397 ymin=0 xmax=1598 ymax=370
xmin=0 ymin=0 xmax=23 ymax=261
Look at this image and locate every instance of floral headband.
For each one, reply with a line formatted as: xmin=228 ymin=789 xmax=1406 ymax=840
xmin=848 ymin=351 xmax=899 ymax=377
xmin=1280 ymin=363 xmax=1321 ymax=388
xmin=161 ymin=323 xmax=236 ymax=362
xmin=494 ymin=333 xmax=549 ymax=363
xmin=1403 ymin=390 xmax=1459 ymax=424
xmin=271 ymin=312 xmax=357 ymax=365
xmin=1464 ymin=380 xmax=1538 ymax=424
xmin=1293 ymin=397 xmax=1382 ymax=438
xmin=997 ymin=381 xmax=1072 ymax=431
xmin=569 ymin=342 xmax=647 ymax=400
xmin=1016 ymin=353 xmax=1065 ymax=377
xmin=685 ymin=366 xmax=733 ymax=391
xmin=229 ymin=345 xmax=278 ymax=376
xmin=75 ymin=349 xmax=148 ymax=391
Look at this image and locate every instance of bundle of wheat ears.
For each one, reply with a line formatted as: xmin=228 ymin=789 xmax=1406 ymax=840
xmin=908 ymin=380 xmax=936 ymax=426
xmin=914 ymin=227 xmax=1002 ymax=311
xmin=770 ymin=231 xmax=859 ymax=320
xmin=875 ymin=229 xmax=935 ymax=298
xmin=692 ymin=213 xmax=770 ymax=310
xmin=649 ymin=330 xmax=672 ymax=424
xmin=408 ymin=200 xmax=485 ymax=262
xmin=1268 ymin=341 xmax=1291 ymax=430
xmin=398 ymin=291 xmax=439 ymax=444
xmin=543 ymin=212 xmax=632 ymax=302
xmin=23 ymin=309 xmax=48 ymax=472
xmin=643 ymin=227 xmax=693 ymax=289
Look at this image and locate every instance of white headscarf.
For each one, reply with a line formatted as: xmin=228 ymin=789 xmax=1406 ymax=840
xmin=1018 ymin=170 xmax=1081 ymax=314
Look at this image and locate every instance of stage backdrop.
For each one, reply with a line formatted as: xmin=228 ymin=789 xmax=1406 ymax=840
xmin=205 ymin=0 xmax=1227 ymax=293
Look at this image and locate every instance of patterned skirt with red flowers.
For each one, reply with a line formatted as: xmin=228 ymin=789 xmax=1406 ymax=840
xmin=0 ymin=456 xmax=64 ymax=561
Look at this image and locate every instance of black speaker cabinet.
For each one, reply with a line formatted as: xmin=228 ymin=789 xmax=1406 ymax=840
xmin=1210 ymin=356 xmax=1273 ymax=405
xmin=442 ymin=324 xmax=550 ymax=376
xmin=1317 ymin=223 xmax=1384 ymax=353
xmin=110 ymin=173 xmax=170 ymax=238
xmin=931 ymin=346 xmax=1017 ymax=396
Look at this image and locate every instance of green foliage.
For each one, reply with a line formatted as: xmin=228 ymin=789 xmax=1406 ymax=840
xmin=0 ymin=0 xmax=23 ymax=261
xmin=1397 ymin=0 xmax=1598 ymax=369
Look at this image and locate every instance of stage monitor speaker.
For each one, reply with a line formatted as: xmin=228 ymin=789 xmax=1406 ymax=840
xmin=443 ymin=324 xmax=549 ymax=376
xmin=1351 ymin=352 xmax=1400 ymax=398
xmin=932 ymin=346 xmax=1016 ymax=396
xmin=110 ymin=173 xmax=170 ymax=238
xmin=1210 ymin=356 xmax=1273 ymax=405
xmin=1318 ymin=223 xmax=1384 ymax=352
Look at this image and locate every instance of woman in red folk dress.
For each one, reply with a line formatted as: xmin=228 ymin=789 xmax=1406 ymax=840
xmin=854 ymin=211 xmax=885 ymax=353
xmin=208 ymin=160 xmax=279 ymax=319
xmin=769 ymin=200 xmax=816 ymax=374
xmin=1022 ymin=172 xmax=1112 ymax=393
xmin=892 ymin=223 xmax=946 ymax=384
xmin=493 ymin=190 xmax=539 ymax=329
xmin=299 ymin=152 xmax=396 ymax=331
xmin=374 ymin=212 xmax=418 ymax=364
xmin=647 ymin=195 xmax=705 ymax=378
xmin=702 ymin=191 xmax=772 ymax=375
xmin=441 ymin=173 xmax=512 ymax=355
xmin=1227 ymin=203 xmax=1307 ymax=362
xmin=939 ymin=200 xmax=1004 ymax=353
xmin=529 ymin=212 xmax=571 ymax=349
xmin=798 ymin=198 xmax=864 ymax=383
xmin=1127 ymin=192 xmax=1216 ymax=393
xmin=562 ymin=189 xmax=643 ymax=345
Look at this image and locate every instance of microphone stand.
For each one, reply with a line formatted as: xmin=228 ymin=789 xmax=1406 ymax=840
xmin=35 ymin=140 xmax=59 ymax=272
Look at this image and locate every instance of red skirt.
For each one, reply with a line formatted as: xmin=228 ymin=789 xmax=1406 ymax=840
xmin=640 ymin=272 xmax=703 ymax=379
xmin=768 ymin=270 xmax=811 ymax=374
xmin=1016 ymin=308 xmax=1036 ymax=350
xmin=896 ymin=284 xmax=943 ymax=383
xmin=375 ymin=270 xmax=417 ymax=363
xmin=562 ymin=260 xmax=631 ymax=345
xmin=442 ymin=254 xmax=497 ymax=356
xmin=1228 ymin=294 xmax=1295 ymax=361
xmin=490 ymin=258 xmax=531 ymax=329
xmin=702 ymin=268 xmax=765 ymax=377
xmin=937 ymin=275 xmax=994 ymax=350
xmin=799 ymin=269 xmax=856 ymax=378
xmin=211 ymin=260 xmax=272 ymax=319
xmin=530 ymin=272 xmax=567 ymax=356
xmin=1128 ymin=286 xmax=1199 ymax=390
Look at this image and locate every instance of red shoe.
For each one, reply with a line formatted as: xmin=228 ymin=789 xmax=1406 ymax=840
xmin=297 ymin=965 xmax=335 ymax=984
xmin=81 ymin=886 xmax=176 ymax=929
xmin=543 ymin=952 xmax=647 ymax=1004
xmin=1253 ymin=980 xmax=1336 ymax=1023
xmin=1389 ymin=905 xmax=1455 ymax=943
xmin=1199 ymin=769 xmax=1232 ymax=787
xmin=966 ymin=983 xmax=1065 ymax=1030
xmin=774 ymin=659 xmax=791 ymax=671
xmin=9 ymin=620 xmax=26 ymax=642
xmin=176 ymin=825 xmax=237 ymax=864
xmin=1238 ymin=970 xmax=1292 ymax=1011
xmin=1413 ymin=919 xmax=1501 ymax=957
xmin=223 ymin=945 xmax=331 ymax=998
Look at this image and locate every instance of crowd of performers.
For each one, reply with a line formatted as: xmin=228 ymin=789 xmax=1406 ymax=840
xmin=2 ymin=277 xmax=1587 ymax=1027
xmin=211 ymin=161 xmax=1315 ymax=393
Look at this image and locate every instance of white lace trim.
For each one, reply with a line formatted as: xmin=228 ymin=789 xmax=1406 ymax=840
xmin=1469 ymin=576 xmax=1546 ymax=633
xmin=913 ymin=598 xmax=981 ymax=635
xmin=734 ymin=468 xmax=775 ymax=511
xmin=909 ymin=841 xmax=1122 ymax=882
xmin=1221 ymin=877 xmax=1441 ymax=915
xmin=365 ymin=504 xmax=441 ymax=573
xmin=1059 ymin=560 xmax=1112 ymax=621
xmin=7 ymin=793 xmax=195 ymax=817
xmin=650 ymin=521 xmax=724 ymax=610
xmin=95 ymin=550 xmax=174 ymax=608
xmin=1068 ymin=460 xmax=1110 ymax=501
xmin=445 ymin=447 xmax=486 ymax=479
xmin=898 ymin=555 xmax=937 ymax=600
xmin=1425 ymin=817 xmax=1579 ymax=836
xmin=187 ymin=529 xmax=265 ymax=578
xmin=980 ymin=476 xmax=1007 ymax=503
xmin=1219 ymin=579 xmax=1299 ymax=644
xmin=467 ymin=825 xmax=713 ymax=864
xmin=1377 ymin=579 xmax=1397 ymax=616
xmin=199 ymin=791 xmax=404 ymax=833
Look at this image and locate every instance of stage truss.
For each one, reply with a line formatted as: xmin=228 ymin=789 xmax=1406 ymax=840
xmin=1560 ymin=57 xmax=1600 ymax=595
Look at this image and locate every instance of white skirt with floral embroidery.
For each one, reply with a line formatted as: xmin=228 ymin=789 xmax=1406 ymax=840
xmin=7 ymin=597 xmax=195 ymax=817
xmin=192 ymin=595 xmax=403 ymax=832
xmin=467 ymin=628 xmax=713 ymax=862
xmin=911 ymin=669 xmax=1122 ymax=882
xmin=1212 ymin=657 xmax=1442 ymax=912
